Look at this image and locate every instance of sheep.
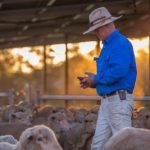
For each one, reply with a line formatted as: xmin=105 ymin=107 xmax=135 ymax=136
xmin=10 ymin=111 xmax=32 ymax=126
xmin=0 ymin=125 xmax=63 ymax=150
xmin=0 ymin=135 xmax=17 ymax=144
xmin=132 ymin=107 xmax=150 ymax=129
xmin=103 ymin=127 xmax=150 ymax=150
xmin=48 ymin=111 xmax=71 ymax=134
xmin=0 ymin=101 xmax=34 ymax=125
xmin=9 ymin=101 xmax=34 ymax=125
xmin=0 ymin=123 xmax=27 ymax=139
xmin=17 ymin=124 xmax=63 ymax=150
xmin=0 ymin=142 xmax=16 ymax=150
xmin=1 ymin=105 xmax=16 ymax=122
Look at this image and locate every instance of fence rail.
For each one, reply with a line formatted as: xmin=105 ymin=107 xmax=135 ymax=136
xmin=1 ymin=89 xmax=150 ymax=107
xmin=39 ymin=95 xmax=150 ymax=101
xmin=0 ymin=84 xmax=31 ymax=106
xmin=0 ymin=92 xmax=8 ymax=97
xmin=35 ymin=94 xmax=150 ymax=107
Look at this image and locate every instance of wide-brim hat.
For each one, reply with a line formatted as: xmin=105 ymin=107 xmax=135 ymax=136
xmin=83 ymin=7 xmax=122 ymax=34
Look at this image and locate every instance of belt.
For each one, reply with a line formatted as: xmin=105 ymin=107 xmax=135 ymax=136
xmin=102 ymin=90 xmax=132 ymax=99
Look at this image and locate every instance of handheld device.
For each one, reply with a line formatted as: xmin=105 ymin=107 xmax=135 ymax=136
xmin=77 ymin=76 xmax=85 ymax=81
xmin=77 ymin=76 xmax=88 ymax=86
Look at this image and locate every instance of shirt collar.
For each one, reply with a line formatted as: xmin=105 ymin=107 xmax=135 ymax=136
xmin=102 ymin=29 xmax=119 ymax=45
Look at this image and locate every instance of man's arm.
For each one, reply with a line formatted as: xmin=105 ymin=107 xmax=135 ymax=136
xmin=93 ymin=43 xmax=132 ymax=85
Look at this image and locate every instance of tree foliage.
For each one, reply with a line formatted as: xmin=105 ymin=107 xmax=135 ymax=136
xmin=0 ymin=44 xmax=149 ymax=99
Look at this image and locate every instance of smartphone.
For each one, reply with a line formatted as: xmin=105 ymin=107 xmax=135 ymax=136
xmin=77 ymin=76 xmax=85 ymax=81
xmin=77 ymin=76 xmax=88 ymax=86
xmin=118 ymin=90 xmax=126 ymax=100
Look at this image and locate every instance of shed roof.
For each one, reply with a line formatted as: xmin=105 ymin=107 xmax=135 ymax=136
xmin=0 ymin=0 xmax=150 ymax=48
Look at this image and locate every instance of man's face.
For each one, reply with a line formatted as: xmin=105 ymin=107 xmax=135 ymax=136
xmin=94 ymin=25 xmax=106 ymax=40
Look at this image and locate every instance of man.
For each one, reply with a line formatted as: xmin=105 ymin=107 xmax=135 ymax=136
xmin=79 ymin=7 xmax=137 ymax=150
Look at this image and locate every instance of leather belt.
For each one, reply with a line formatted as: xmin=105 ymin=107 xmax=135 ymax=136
xmin=102 ymin=90 xmax=132 ymax=99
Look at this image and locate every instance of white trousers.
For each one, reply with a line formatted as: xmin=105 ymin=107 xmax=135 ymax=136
xmin=91 ymin=94 xmax=133 ymax=150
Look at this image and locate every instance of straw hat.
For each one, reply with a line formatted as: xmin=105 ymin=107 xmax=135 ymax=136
xmin=83 ymin=7 xmax=122 ymax=34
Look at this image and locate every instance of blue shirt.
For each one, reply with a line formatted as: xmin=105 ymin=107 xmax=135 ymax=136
xmin=93 ymin=29 xmax=137 ymax=96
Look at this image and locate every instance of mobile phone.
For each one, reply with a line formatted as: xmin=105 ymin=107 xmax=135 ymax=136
xmin=77 ymin=76 xmax=88 ymax=86
xmin=118 ymin=90 xmax=126 ymax=100
xmin=77 ymin=76 xmax=85 ymax=81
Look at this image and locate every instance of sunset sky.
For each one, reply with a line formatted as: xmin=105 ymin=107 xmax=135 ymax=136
xmin=11 ymin=37 xmax=149 ymax=73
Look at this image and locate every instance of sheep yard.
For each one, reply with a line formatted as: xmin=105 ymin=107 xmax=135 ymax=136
xmin=0 ymin=99 xmax=150 ymax=150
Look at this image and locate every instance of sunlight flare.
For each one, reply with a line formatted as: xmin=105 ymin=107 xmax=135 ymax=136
xmin=50 ymin=44 xmax=66 ymax=64
xmin=10 ymin=38 xmax=149 ymax=73
xmin=129 ymin=37 xmax=149 ymax=57
xmin=12 ymin=47 xmax=41 ymax=66
xmin=79 ymin=41 xmax=97 ymax=55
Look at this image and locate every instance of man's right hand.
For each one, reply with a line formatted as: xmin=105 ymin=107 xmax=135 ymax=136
xmin=80 ymin=77 xmax=89 ymax=89
xmin=77 ymin=72 xmax=96 ymax=89
xmin=77 ymin=76 xmax=89 ymax=89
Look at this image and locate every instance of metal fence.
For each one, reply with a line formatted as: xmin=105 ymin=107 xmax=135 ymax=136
xmin=39 ymin=95 xmax=150 ymax=101
xmin=1 ymin=88 xmax=150 ymax=107
xmin=34 ymin=94 xmax=150 ymax=108
xmin=0 ymin=83 xmax=31 ymax=106
xmin=0 ymin=92 xmax=7 ymax=97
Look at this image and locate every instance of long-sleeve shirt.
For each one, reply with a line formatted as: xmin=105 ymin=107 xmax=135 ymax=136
xmin=93 ymin=29 xmax=137 ymax=96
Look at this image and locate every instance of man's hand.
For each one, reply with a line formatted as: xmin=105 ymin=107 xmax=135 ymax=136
xmin=85 ymin=72 xmax=95 ymax=78
xmin=85 ymin=72 xmax=96 ymax=88
xmin=80 ymin=77 xmax=93 ymax=89
xmin=77 ymin=72 xmax=96 ymax=89
xmin=77 ymin=76 xmax=89 ymax=89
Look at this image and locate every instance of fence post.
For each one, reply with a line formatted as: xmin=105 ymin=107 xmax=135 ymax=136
xmin=25 ymin=83 xmax=31 ymax=103
xmin=35 ymin=90 xmax=41 ymax=106
xmin=8 ymin=89 xmax=15 ymax=106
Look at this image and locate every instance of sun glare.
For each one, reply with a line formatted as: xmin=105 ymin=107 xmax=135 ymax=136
xmin=12 ymin=47 xmax=41 ymax=66
xmin=11 ymin=47 xmax=42 ymax=73
xmin=50 ymin=43 xmax=73 ymax=64
xmin=129 ymin=37 xmax=149 ymax=57
xmin=10 ymin=38 xmax=149 ymax=73
xmin=79 ymin=41 xmax=97 ymax=55
xmin=50 ymin=44 xmax=66 ymax=64
xmin=21 ymin=64 xmax=32 ymax=73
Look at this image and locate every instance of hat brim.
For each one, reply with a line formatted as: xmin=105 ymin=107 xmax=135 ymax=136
xmin=83 ymin=16 xmax=122 ymax=35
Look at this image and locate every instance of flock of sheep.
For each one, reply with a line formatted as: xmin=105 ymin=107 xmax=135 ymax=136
xmin=0 ymin=101 xmax=150 ymax=150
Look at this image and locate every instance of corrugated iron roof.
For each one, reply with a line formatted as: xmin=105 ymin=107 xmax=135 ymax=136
xmin=0 ymin=0 xmax=149 ymax=48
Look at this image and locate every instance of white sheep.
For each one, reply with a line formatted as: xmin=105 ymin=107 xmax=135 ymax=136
xmin=0 ymin=135 xmax=17 ymax=144
xmin=0 ymin=142 xmax=16 ymax=150
xmin=103 ymin=127 xmax=150 ymax=150
xmin=0 ymin=125 xmax=63 ymax=150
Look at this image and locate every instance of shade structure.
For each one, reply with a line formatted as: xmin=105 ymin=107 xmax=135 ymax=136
xmin=0 ymin=0 xmax=149 ymax=49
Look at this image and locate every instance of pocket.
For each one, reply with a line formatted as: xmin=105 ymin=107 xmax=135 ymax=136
xmin=109 ymin=95 xmax=133 ymax=116
xmin=109 ymin=95 xmax=122 ymax=113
